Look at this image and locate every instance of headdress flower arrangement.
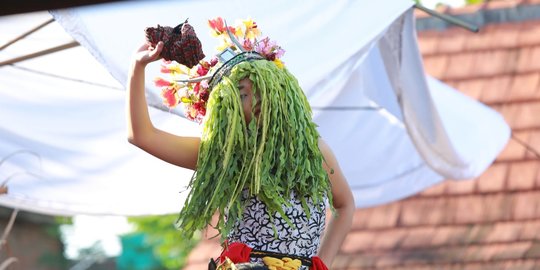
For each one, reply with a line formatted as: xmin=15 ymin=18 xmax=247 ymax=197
xmin=154 ymin=17 xmax=285 ymax=122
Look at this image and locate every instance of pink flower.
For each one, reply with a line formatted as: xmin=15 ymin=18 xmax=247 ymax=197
xmin=255 ymin=37 xmax=270 ymax=55
xmin=274 ymin=47 xmax=285 ymax=59
xmin=154 ymin=77 xmax=172 ymax=87
xmin=255 ymin=37 xmax=285 ymax=61
xmin=161 ymin=87 xmax=178 ymax=108
xmin=160 ymin=65 xmax=170 ymax=73
xmin=243 ymin=39 xmax=254 ymax=51
xmin=210 ymin=57 xmax=219 ymax=67
xmin=200 ymin=80 xmax=209 ymax=89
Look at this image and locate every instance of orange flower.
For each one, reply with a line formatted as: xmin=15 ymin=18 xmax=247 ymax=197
xmin=208 ymin=17 xmax=229 ymax=36
xmin=208 ymin=17 xmax=224 ymax=33
xmin=209 ymin=17 xmax=236 ymax=38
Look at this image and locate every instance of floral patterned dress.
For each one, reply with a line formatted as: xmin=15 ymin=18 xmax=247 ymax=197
xmin=227 ymin=190 xmax=327 ymax=270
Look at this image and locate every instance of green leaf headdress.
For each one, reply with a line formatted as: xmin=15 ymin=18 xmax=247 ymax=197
xmin=155 ymin=17 xmax=333 ymax=239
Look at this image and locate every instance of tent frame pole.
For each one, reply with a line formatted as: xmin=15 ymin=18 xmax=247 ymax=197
xmin=414 ymin=3 xmax=480 ymax=33
xmin=0 ymin=18 xmax=55 ymax=51
xmin=0 ymin=210 xmax=19 ymax=270
xmin=0 ymin=41 xmax=79 ymax=67
xmin=0 ymin=17 xmax=80 ymax=67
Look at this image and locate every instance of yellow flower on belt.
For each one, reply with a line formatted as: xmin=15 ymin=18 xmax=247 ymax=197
xmin=263 ymin=256 xmax=302 ymax=270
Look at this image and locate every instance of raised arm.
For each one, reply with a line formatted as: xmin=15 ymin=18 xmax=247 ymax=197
xmin=317 ymin=139 xmax=355 ymax=267
xmin=126 ymin=42 xmax=200 ymax=170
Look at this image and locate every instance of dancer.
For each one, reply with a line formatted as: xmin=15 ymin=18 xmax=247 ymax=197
xmin=127 ymin=17 xmax=354 ymax=270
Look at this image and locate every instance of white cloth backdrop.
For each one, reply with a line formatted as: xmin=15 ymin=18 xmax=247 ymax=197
xmin=0 ymin=0 xmax=509 ymax=216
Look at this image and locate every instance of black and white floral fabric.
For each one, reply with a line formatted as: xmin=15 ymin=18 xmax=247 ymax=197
xmin=227 ymin=190 xmax=327 ymax=270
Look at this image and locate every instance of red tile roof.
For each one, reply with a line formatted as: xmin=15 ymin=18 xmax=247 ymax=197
xmin=333 ymin=2 xmax=540 ymax=269
xmin=183 ymin=2 xmax=540 ymax=269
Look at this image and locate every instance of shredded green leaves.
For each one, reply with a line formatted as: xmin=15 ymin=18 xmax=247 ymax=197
xmin=175 ymin=60 xmax=333 ymax=240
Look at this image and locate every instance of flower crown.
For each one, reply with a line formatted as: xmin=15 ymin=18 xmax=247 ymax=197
xmin=154 ymin=17 xmax=285 ymax=122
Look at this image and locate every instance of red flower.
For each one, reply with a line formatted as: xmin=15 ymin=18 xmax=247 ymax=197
xmin=192 ymin=101 xmax=206 ymax=117
xmin=219 ymin=242 xmax=252 ymax=264
xmin=193 ymin=83 xmax=200 ymax=94
xmin=199 ymin=90 xmax=209 ymax=102
xmin=266 ymin=53 xmax=276 ymax=61
xmin=310 ymin=256 xmax=329 ymax=270
xmin=199 ymin=107 xmax=206 ymax=116
xmin=197 ymin=65 xmax=208 ymax=76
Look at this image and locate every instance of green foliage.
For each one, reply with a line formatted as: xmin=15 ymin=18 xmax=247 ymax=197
xmin=126 ymin=215 xmax=200 ymax=269
xmin=55 ymin=216 xmax=73 ymax=225
xmin=39 ymin=218 xmax=71 ymax=269
xmin=176 ymin=60 xmax=333 ymax=241
xmin=466 ymin=0 xmax=484 ymax=4
xmin=38 ymin=250 xmax=69 ymax=269
xmin=415 ymin=0 xmax=485 ymax=6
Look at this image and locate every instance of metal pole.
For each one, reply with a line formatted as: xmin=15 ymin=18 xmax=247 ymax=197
xmin=0 ymin=209 xmax=19 ymax=251
xmin=414 ymin=3 xmax=480 ymax=33
xmin=0 ymin=40 xmax=80 ymax=67
xmin=0 ymin=258 xmax=18 ymax=270
xmin=0 ymin=18 xmax=55 ymax=51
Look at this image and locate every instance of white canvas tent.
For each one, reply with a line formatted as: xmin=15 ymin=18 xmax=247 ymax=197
xmin=0 ymin=0 xmax=510 ymax=217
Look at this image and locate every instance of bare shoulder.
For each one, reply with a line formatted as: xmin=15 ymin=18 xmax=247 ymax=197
xmin=317 ymin=138 xmax=354 ymax=208
xmin=318 ymin=138 xmax=330 ymax=154
xmin=318 ymin=138 xmax=337 ymax=175
xmin=318 ymin=138 xmax=333 ymax=160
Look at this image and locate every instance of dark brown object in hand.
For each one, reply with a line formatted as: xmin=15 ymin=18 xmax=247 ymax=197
xmin=145 ymin=20 xmax=205 ymax=68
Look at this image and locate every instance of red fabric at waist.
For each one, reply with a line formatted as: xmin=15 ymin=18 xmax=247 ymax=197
xmin=219 ymin=241 xmax=328 ymax=270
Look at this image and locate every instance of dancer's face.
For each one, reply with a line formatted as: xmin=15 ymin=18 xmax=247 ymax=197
xmin=238 ymin=77 xmax=260 ymax=124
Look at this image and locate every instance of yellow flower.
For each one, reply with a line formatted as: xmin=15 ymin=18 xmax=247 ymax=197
xmin=244 ymin=18 xmax=261 ymax=38
xmin=234 ymin=25 xmax=244 ymax=39
xmin=273 ymin=59 xmax=284 ymax=69
xmin=215 ymin=40 xmax=231 ymax=52
xmin=178 ymin=64 xmax=192 ymax=76
xmin=209 ymin=29 xmax=220 ymax=37
xmin=235 ymin=18 xmax=261 ymax=40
